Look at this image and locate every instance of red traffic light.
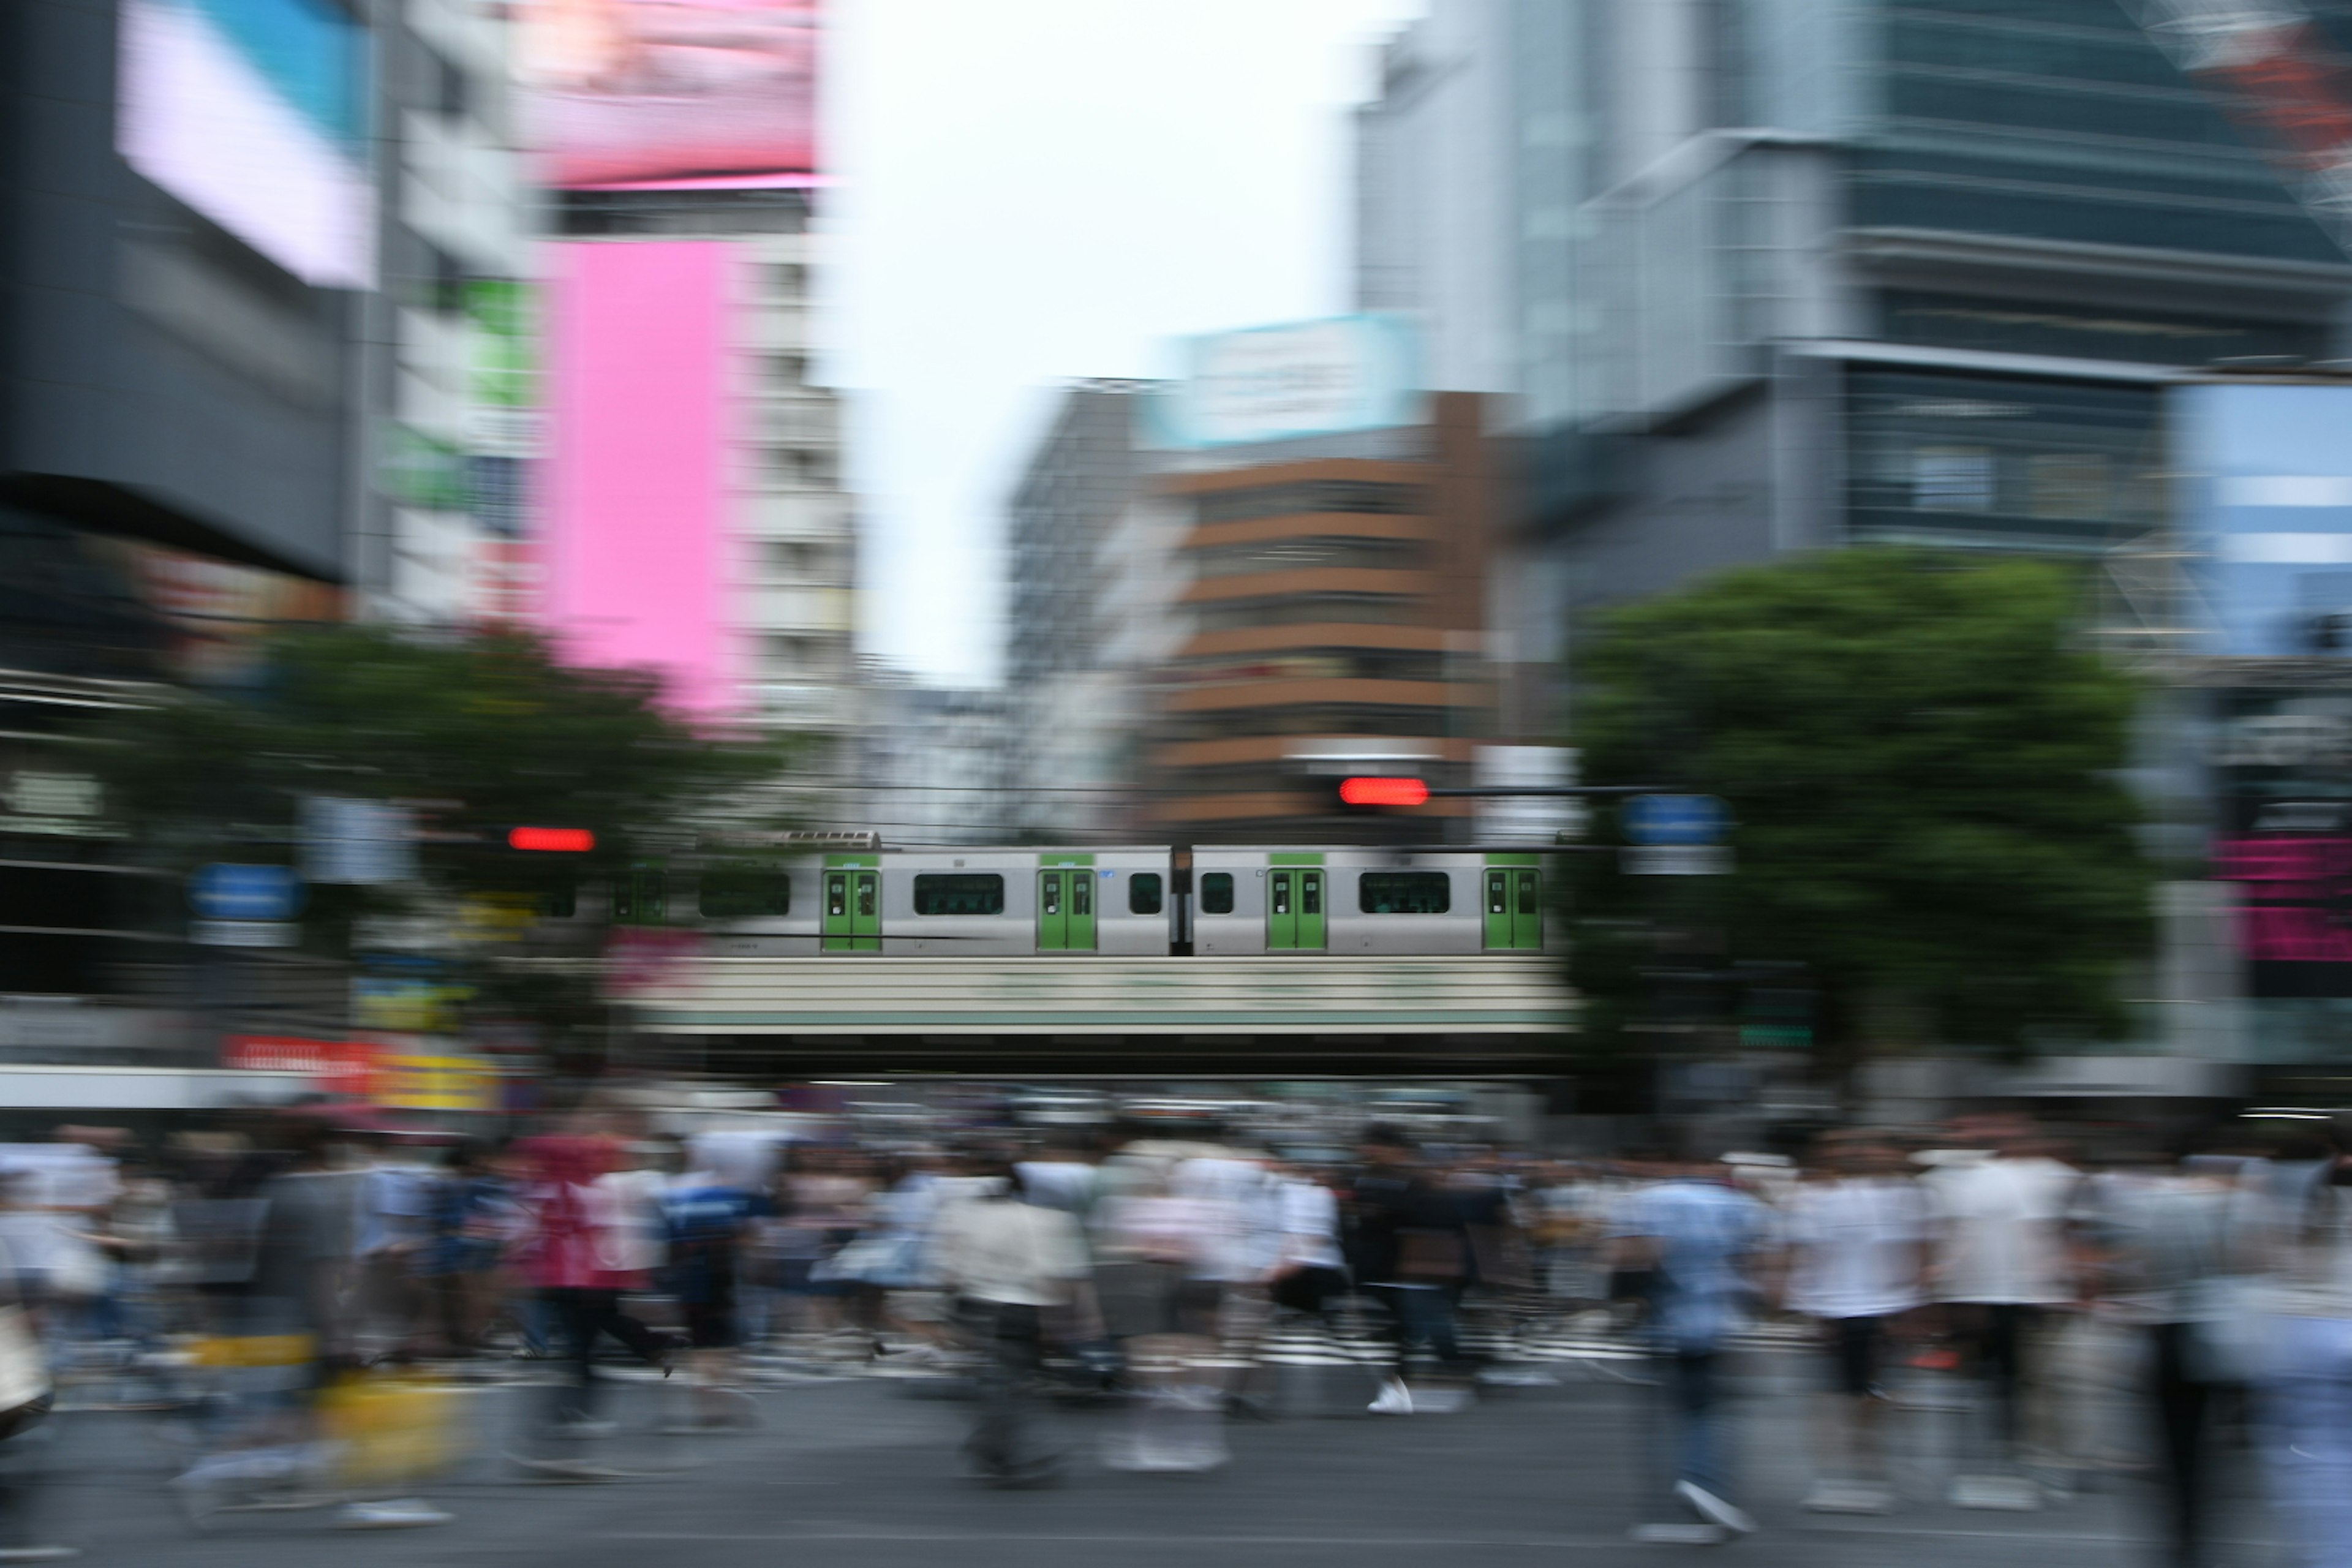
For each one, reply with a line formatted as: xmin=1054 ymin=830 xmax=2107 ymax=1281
xmin=508 ymin=827 xmax=595 ymax=852
xmin=1339 ymin=777 xmax=1430 ymax=808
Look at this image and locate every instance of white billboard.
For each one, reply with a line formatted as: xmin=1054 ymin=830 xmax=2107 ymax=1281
xmin=118 ymin=0 xmax=376 ymax=290
xmin=1153 ymin=314 xmax=1422 ymax=450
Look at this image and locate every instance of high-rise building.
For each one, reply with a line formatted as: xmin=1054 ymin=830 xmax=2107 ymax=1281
xmin=521 ymin=0 xmax=853 ymax=793
xmin=1145 ymin=390 xmax=1498 ymax=842
xmin=1357 ymin=0 xmax=2352 ymax=731
xmin=1001 ymin=380 xmax=1174 ymax=840
xmin=358 ymin=0 xmax=540 ymax=625
xmin=538 ymin=190 xmax=857 ymax=769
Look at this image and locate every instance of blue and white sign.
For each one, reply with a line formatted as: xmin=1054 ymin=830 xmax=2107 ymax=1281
xmin=2178 ymin=382 xmax=2352 ymax=657
xmin=1152 ymin=313 xmax=1423 ymax=450
xmin=189 ymin=864 xmax=304 ymax=922
xmin=1622 ymin=794 xmax=1727 ymax=847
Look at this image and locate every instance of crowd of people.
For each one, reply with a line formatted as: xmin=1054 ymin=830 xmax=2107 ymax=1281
xmin=0 ymin=1104 xmax=2342 ymax=1561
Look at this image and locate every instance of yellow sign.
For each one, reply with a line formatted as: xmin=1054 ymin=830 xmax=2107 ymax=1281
xmin=370 ymin=1052 xmax=497 ymax=1112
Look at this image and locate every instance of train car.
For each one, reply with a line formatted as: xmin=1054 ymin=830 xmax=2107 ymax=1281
xmin=1190 ymin=848 xmax=1549 ymax=957
xmin=617 ymin=845 xmax=1177 ymax=957
xmin=592 ymin=842 xmax=1547 ymax=959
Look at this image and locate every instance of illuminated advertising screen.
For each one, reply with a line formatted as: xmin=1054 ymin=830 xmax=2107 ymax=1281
xmin=117 ymin=0 xmax=375 ymax=289
xmin=536 ymin=241 xmax=738 ymax=712
xmin=520 ymin=0 xmax=820 ymax=189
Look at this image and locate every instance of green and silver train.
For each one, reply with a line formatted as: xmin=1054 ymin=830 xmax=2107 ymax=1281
xmin=593 ymin=837 xmax=1553 ymax=958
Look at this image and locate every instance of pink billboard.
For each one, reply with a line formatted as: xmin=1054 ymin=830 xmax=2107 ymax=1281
xmin=538 ymin=242 xmax=738 ymax=715
xmin=519 ymin=0 xmax=819 ymax=190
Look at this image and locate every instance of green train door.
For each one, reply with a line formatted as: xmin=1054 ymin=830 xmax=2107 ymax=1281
xmin=1483 ymin=862 xmax=1542 ymax=950
xmin=823 ymin=861 xmax=880 ymax=952
xmin=1037 ymin=865 xmax=1095 ymax=951
xmin=1267 ymin=867 xmax=1325 ymax=951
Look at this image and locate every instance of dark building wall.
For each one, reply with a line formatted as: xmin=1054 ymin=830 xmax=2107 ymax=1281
xmin=1 ymin=0 xmax=352 ymax=588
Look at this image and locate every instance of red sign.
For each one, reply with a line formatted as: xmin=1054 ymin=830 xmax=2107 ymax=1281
xmin=1340 ymin=777 xmax=1430 ymax=807
xmin=224 ymin=1036 xmax=373 ymax=1096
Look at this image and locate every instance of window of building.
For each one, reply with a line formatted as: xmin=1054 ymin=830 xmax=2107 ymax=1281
xmin=1195 ymin=481 xmax=1425 ymax=525
xmin=1191 ymin=537 xmax=1425 ymax=578
xmin=699 ymin=865 xmax=790 ymax=919
xmin=433 ymin=49 xmax=469 ymax=120
xmin=913 ymin=873 xmax=1003 ymax=915
xmin=1912 ymin=447 xmax=1996 ymax=512
xmin=1191 ymin=594 xmax=1415 ymax=631
xmin=2026 ymin=453 xmax=2109 ymax=520
xmin=1359 ymin=872 xmax=1450 ymax=914
xmin=1199 ymin=872 xmax=1235 ymax=914
xmin=1129 ymin=872 xmax=1163 ymax=916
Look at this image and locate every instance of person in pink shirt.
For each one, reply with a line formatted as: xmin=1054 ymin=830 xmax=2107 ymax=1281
xmin=514 ymin=1133 xmax=671 ymax=1463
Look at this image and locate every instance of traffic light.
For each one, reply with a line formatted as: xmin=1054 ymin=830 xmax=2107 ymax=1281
xmin=507 ymin=827 xmax=595 ymax=852
xmin=1338 ymin=777 xmax=1430 ymax=808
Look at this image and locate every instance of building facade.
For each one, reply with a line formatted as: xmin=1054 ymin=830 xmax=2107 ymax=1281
xmin=1359 ymin=0 xmax=2352 ymax=734
xmin=538 ymin=190 xmax=859 ymax=791
xmin=1144 ymin=392 xmax=1499 ymax=841
xmin=1001 ymin=381 xmax=1177 ymax=841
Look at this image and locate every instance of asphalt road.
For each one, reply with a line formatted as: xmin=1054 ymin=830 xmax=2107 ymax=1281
xmin=21 ymin=1355 xmax=2289 ymax=1568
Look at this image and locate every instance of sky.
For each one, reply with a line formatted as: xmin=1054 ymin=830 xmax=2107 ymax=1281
xmin=824 ymin=0 xmax=1427 ymax=685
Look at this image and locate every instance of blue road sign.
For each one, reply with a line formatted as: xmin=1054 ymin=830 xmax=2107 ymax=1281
xmin=189 ymin=864 xmax=304 ymax=922
xmin=1622 ymin=794 xmax=1728 ymax=848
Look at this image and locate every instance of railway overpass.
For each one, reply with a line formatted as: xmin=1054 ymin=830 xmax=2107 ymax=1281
xmin=620 ymin=953 xmax=1576 ymax=1077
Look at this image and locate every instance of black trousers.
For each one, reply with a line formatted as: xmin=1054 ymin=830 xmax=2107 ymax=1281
xmin=1958 ymin=1302 xmax=2038 ymax=1453
xmin=539 ymin=1287 xmax=665 ymax=1422
xmin=2150 ymin=1321 xmax=2213 ymax=1568
xmin=959 ymin=1299 xmax=1055 ymax=1481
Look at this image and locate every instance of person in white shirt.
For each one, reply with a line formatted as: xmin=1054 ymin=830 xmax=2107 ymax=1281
xmin=932 ymin=1153 xmax=1093 ymax=1487
xmin=1924 ymin=1114 xmax=2083 ymax=1488
xmin=1784 ymin=1133 xmax=1929 ymax=1512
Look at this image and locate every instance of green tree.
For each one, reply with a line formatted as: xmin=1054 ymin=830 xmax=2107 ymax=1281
xmin=1564 ymin=549 xmax=2152 ymax=1099
xmin=92 ymin=623 xmax=794 ymax=1071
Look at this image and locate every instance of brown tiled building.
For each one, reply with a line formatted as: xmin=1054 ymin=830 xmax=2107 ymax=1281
xmin=1143 ymin=392 xmax=1498 ymax=840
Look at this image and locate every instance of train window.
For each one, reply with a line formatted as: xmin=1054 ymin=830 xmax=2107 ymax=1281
xmin=913 ymin=873 xmax=1004 ymax=916
xmin=1302 ymin=872 xmax=1321 ymax=915
xmin=1042 ymin=876 xmax=1060 ymax=916
xmin=1129 ymin=873 xmax=1163 ymax=916
xmin=856 ymin=875 xmax=876 ymax=918
xmin=1200 ymin=872 xmax=1235 ymax=914
xmin=1072 ymin=875 xmax=1091 ymax=916
xmin=1359 ymin=872 xmax=1450 ymax=915
xmin=827 ymin=873 xmax=846 ymax=918
xmin=1518 ymin=873 xmax=1539 ymax=916
xmin=699 ymin=865 xmax=790 ymax=919
xmin=1487 ymin=872 xmax=1507 ymax=915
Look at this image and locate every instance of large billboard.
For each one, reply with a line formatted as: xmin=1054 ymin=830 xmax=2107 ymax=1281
xmin=519 ymin=0 xmax=820 ymax=189
xmin=117 ymin=0 xmax=376 ymax=288
xmin=537 ymin=242 xmax=737 ymax=713
xmin=2177 ymin=382 xmax=2352 ymax=658
xmin=1152 ymin=314 xmax=1423 ymax=450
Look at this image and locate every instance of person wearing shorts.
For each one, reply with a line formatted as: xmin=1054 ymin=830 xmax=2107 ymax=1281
xmin=1784 ymin=1132 xmax=1928 ymax=1512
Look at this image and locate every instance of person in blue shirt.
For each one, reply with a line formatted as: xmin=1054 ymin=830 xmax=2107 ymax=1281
xmin=660 ymin=1166 xmax=772 ymax=1431
xmin=1610 ymin=1150 xmax=1775 ymax=1539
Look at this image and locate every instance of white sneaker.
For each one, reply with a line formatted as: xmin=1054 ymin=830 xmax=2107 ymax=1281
xmin=1675 ymin=1480 xmax=1757 ymax=1535
xmin=1367 ymin=1378 xmax=1414 ymax=1415
xmin=336 ymin=1499 xmax=451 ymax=1530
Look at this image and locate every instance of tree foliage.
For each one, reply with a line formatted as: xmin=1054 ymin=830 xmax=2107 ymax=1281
xmin=92 ymin=624 xmax=793 ymax=1062
xmin=1565 ymin=549 xmax=2153 ymax=1087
